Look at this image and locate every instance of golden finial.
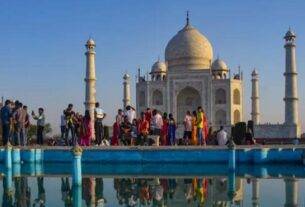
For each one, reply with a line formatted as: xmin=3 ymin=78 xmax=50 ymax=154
xmin=71 ymin=145 xmax=83 ymax=156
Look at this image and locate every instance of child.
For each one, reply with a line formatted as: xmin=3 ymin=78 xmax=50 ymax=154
xmin=168 ymin=113 xmax=176 ymax=146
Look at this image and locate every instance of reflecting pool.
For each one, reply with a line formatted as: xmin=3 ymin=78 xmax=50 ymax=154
xmin=1 ymin=163 xmax=305 ymax=206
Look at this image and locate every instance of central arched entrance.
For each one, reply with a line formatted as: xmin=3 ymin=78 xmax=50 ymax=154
xmin=177 ymin=86 xmax=201 ymax=124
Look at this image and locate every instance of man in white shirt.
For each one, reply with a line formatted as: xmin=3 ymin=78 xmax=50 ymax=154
xmin=95 ymin=102 xmax=106 ymax=145
xmin=217 ymin=126 xmax=228 ymax=146
xmin=183 ymin=111 xmax=192 ymax=144
xmin=151 ymin=109 xmax=163 ymax=136
xmin=125 ymin=105 xmax=136 ymax=124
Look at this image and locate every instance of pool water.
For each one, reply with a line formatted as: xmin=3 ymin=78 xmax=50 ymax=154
xmin=1 ymin=163 xmax=305 ymax=206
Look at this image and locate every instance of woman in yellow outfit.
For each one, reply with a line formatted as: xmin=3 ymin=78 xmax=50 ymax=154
xmin=191 ymin=111 xmax=197 ymax=145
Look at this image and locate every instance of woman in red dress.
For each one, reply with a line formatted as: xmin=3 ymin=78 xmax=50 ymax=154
xmin=111 ymin=116 xmax=120 ymax=146
xmin=80 ymin=110 xmax=92 ymax=146
xmin=161 ymin=113 xmax=169 ymax=146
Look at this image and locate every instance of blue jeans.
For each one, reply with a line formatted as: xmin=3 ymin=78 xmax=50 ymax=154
xmin=17 ymin=126 xmax=26 ymax=146
xmin=65 ymin=124 xmax=75 ymax=145
xmin=2 ymin=124 xmax=10 ymax=145
xmin=197 ymin=128 xmax=203 ymax=145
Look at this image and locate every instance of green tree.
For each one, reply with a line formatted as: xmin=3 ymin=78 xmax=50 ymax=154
xmin=27 ymin=123 xmax=52 ymax=139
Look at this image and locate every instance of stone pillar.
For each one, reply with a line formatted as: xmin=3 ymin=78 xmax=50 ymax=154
xmin=252 ymin=179 xmax=260 ymax=207
xmin=85 ymin=38 xmax=96 ymax=139
xmin=123 ymin=73 xmax=131 ymax=109
xmin=284 ymin=178 xmax=298 ymax=207
xmin=284 ymin=29 xmax=299 ymax=128
xmin=72 ymin=146 xmax=83 ymax=186
xmin=251 ymin=69 xmax=260 ymax=125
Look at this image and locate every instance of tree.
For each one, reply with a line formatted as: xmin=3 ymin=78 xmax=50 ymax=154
xmin=27 ymin=123 xmax=52 ymax=139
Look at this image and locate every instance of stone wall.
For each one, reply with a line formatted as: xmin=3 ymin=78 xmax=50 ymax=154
xmin=254 ymin=124 xmax=299 ymax=138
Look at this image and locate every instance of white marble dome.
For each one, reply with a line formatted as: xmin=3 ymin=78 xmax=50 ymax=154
xmin=151 ymin=60 xmax=167 ymax=74
xmin=86 ymin=38 xmax=95 ymax=46
xmin=165 ymin=22 xmax=213 ymax=70
xmin=211 ymin=58 xmax=228 ymax=71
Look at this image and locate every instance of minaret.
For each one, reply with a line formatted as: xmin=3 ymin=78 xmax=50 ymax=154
xmin=284 ymin=28 xmax=299 ymax=126
xmin=84 ymin=38 xmax=96 ymax=137
xmin=251 ymin=69 xmax=260 ymax=125
xmin=284 ymin=178 xmax=298 ymax=207
xmin=252 ymin=179 xmax=260 ymax=207
xmin=123 ymin=73 xmax=131 ymax=109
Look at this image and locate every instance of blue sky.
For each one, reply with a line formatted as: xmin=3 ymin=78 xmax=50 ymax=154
xmin=0 ymin=1 xmax=304 ymax=134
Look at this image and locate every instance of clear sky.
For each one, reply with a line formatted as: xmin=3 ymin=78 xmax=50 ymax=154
xmin=0 ymin=0 xmax=304 ymax=134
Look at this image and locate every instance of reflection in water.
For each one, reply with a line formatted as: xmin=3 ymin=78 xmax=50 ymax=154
xmin=0 ymin=175 xmax=301 ymax=206
xmin=113 ymin=177 xmax=242 ymax=207
xmin=33 ymin=177 xmax=46 ymax=207
xmin=61 ymin=177 xmax=72 ymax=206
xmin=14 ymin=177 xmax=31 ymax=207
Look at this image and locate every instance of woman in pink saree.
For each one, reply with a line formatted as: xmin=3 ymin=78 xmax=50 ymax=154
xmin=80 ymin=110 xmax=92 ymax=146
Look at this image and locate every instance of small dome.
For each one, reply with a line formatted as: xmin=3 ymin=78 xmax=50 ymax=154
xmin=211 ymin=58 xmax=228 ymax=71
xmin=165 ymin=21 xmax=213 ymax=70
xmin=284 ymin=28 xmax=296 ymax=40
xmin=86 ymin=38 xmax=95 ymax=46
xmin=151 ymin=60 xmax=167 ymax=74
xmin=252 ymin=69 xmax=258 ymax=76
xmin=123 ymin=73 xmax=130 ymax=79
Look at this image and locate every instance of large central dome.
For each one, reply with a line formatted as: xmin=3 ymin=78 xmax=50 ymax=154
xmin=165 ymin=20 xmax=213 ymax=70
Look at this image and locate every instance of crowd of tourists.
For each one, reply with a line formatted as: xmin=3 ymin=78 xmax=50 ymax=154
xmin=0 ymin=99 xmax=45 ymax=146
xmin=111 ymin=106 xmax=229 ymax=147
xmin=59 ymin=102 xmax=106 ymax=146
xmin=1 ymin=98 xmax=230 ymax=147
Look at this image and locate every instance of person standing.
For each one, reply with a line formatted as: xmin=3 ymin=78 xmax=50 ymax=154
xmin=125 ymin=105 xmax=136 ymax=124
xmin=64 ymin=104 xmax=76 ymax=146
xmin=161 ymin=113 xmax=169 ymax=146
xmin=60 ymin=110 xmax=66 ymax=143
xmin=32 ymin=108 xmax=45 ymax=145
xmin=120 ymin=116 xmax=132 ymax=145
xmin=111 ymin=116 xmax=120 ymax=146
xmin=15 ymin=102 xmax=27 ymax=146
xmin=196 ymin=107 xmax=204 ymax=146
xmin=168 ymin=113 xmax=177 ymax=146
xmin=80 ymin=110 xmax=92 ymax=146
xmin=137 ymin=112 xmax=149 ymax=145
xmin=151 ymin=110 xmax=163 ymax=136
xmin=202 ymin=110 xmax=209 ymax=144
xmin=115 ymin=109 xmax=124 ymax=126
xmin=23 ymin=105 xmax=30 ymax=146
xmin=95 ymin=102 xmax=106 ymax=145
xmin=0 ymin=100 xmax=12 ymax=145
xmin=216 ymin=126 xmax=228 ymax=146
xmin=131 ymin=119 xmax=138 ymax=146
xmin=183 ymin=111 xmax=192 ymax=145
xmin=145 ymin=108 xmax=152 ymax=131
xmin=191 ymin=111 xmax=197 ymax=145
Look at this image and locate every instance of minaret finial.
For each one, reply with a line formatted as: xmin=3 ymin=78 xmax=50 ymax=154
xmin=186 ymin=10 xmax=190 ymax=25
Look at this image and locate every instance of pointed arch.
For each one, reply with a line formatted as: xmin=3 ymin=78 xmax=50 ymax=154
xmin=215 ymin=88 xmax=226 ymax=104
xmin=234 ymin=110 xmax=241 ymax=124
xmin=233 ymin=89 xmax=241 ymax=105
xmin=152 ymin=89 xmax=163 ymax=105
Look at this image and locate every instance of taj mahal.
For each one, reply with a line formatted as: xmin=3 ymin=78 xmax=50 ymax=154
xmin=131 ymin=14 xmax=301 ymax=138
